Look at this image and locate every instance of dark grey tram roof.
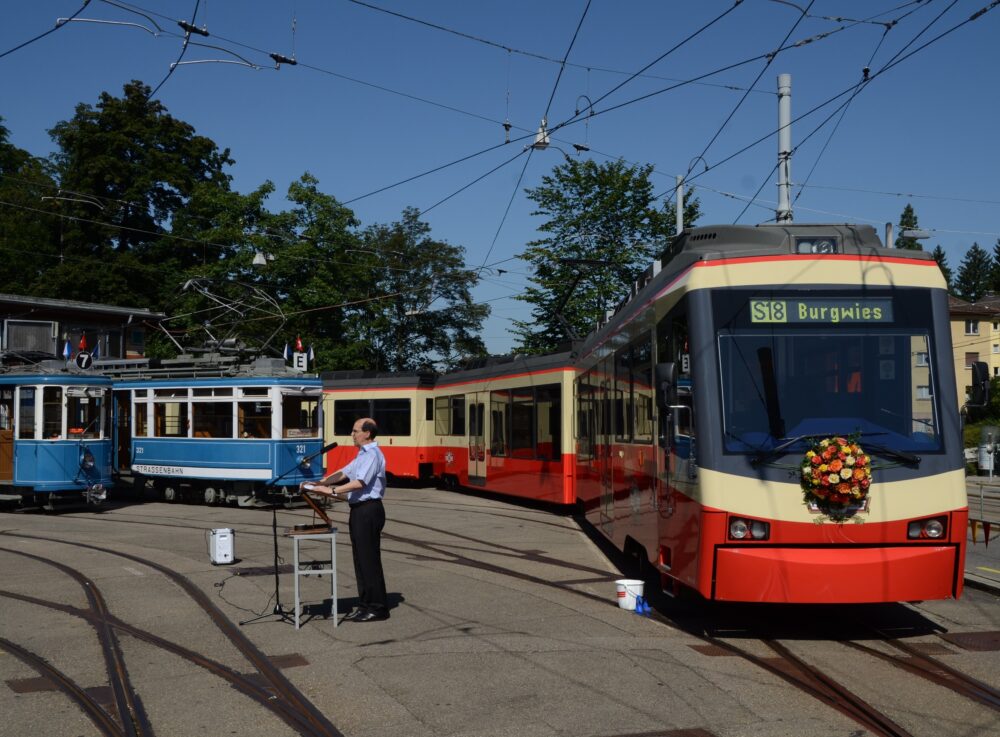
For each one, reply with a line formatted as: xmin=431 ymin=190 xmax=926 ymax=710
xmin=96 ymin=355 xmax=316 ymax=380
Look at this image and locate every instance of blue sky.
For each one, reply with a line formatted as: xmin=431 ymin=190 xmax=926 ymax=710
xmin=2 ymin=1 xmax=998 ymax=354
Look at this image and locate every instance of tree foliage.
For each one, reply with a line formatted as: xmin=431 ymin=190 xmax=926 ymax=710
xmin=894 ymin=203 xmax=922 ymax=250
xmin=513 ymin=158 xmax=700 ymax=354
xmin=931 ymin=245 xmax=952 ymax=289
xmin=0 ymin=86 xmax=489 ymax=371
xmin=954 ymin=242 xmax=992 ymax=302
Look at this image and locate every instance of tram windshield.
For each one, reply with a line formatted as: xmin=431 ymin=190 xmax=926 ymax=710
xmin=714 ymin=290 xmax=942 ymax=454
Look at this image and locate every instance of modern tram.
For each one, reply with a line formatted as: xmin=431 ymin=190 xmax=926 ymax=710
xmin=104 ymin=355 xmax=325 ymax=505
xmin=321 ymin=222 xmax=982 ymax=605
xmin=576 ymin=222 xmax=974 ymax=603
xmin=0 ymin=356 xmax=113 ymax=509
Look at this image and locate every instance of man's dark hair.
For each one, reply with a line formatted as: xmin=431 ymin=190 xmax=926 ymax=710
xmin=362 ymin=419 xmax=378 ymax=439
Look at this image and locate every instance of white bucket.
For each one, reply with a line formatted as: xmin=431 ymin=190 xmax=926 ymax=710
xmin=615 ymin=579 xmax=644 ymax=610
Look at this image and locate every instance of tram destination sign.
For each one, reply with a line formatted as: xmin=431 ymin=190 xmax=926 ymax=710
xmin=750 ymin=298 xmax=893 ymax=324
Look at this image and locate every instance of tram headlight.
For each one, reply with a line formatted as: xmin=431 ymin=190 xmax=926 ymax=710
xmin=907 ymin=516 xmax=947 ymax=539
xmin=728 ymin=517 xmax=770 ymax=541
xmin=729 ymin=519 xmax=749 ymax=539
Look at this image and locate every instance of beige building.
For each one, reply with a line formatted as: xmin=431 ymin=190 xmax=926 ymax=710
xmin=948 ymin=295 xmax=1000 ymax=409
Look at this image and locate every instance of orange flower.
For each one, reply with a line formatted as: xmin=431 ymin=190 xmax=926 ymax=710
xmin=853 ymin=468 xmax=865 ymax=481
xmin=829 ymin=459 xmax=843 ymax=472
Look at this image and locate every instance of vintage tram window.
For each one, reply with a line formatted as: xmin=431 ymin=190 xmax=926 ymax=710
xmin=67 ymin=391 xmax=102 ymax=439
xmin=154 ymin=401 xmax=188 ymax=437
xmin=240 ymin=387 xmax=269 ymax=397
xmin=192 ymin=401 xmax=234 ymax=438
xmin=43 ymin=386 xmax=63 ymax=439
xmin=193 ymin=387 xmax=233 ymax=397
xmin=372 ymin=398 xmax=410 ymax=436
xmin=0 ymin=388 xmax=12 ymax=431
xmin=335 ymin=399 xmax=369 ymax=435
xmin=535 ymin=384 xmax=561 ymax=460
xmin=238 ymin=401 xmax=272 ymax=438
xmin=154 ymin=388 xmax=187 ymax=398
xmin=135 ymin=402 xmax=148 ymax=437
xmin=18 ymin=388 xmax=36 ymax=439
xmin=282 ymin=395 xmax=319 ymax=438
xmin=510 ymin=388 xmax=534 ymax=458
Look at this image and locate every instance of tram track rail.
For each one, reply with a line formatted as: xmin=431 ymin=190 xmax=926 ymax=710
xmin=0 ymin=532 xmax=344 ymax=737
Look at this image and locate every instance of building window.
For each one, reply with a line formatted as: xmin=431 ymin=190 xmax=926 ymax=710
xmin=915 ymin=352 xmax=929 ymax=365
xmin=965 ymin=320 xmax=980 ymax=335
xmin=965 ymin=352 xmax=980 ymax=369
xmin=916 ymin=385 xmax=932 ymax=399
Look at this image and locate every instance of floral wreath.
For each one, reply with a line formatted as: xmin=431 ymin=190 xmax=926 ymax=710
xmin=800 ymin=436 xmax=872 ymax=520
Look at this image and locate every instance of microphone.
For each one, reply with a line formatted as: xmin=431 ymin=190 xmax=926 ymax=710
xmin=301 ymin=441 xmax=338 ymax=465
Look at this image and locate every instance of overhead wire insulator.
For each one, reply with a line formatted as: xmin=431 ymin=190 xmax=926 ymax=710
xmin=270 ymin=52 xmax=297 ymax=68
xmin=502 ymin=120 xmax=511 ymax=143
xmin=178 ymin=20 xmax=209 ymax=36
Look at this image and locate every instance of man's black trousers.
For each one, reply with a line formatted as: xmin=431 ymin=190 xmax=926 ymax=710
xmin=348 ymin=499 xmax=387 ymax=612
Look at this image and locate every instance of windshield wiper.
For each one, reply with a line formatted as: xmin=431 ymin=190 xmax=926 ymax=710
xmin=863 ymin=443 xmax=921 ymax=466
xmin=749 ymin=431 xmax=900 ymax=468
xmin=750 ymin=434 xmax=814 ymax=467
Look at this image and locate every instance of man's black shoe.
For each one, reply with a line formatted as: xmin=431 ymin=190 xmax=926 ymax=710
xmin=342 ymin=608 xmax=368 ymax=621
xmin=351 ymin=610 xmax=389 ymax=622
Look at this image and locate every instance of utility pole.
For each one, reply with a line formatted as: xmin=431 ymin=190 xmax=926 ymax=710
xmin=776 ymin=73 xmax=793 ymax=223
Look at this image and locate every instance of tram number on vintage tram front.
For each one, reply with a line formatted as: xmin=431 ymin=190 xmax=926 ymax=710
xmin=750 ymin=300 xmax=788 ymax=323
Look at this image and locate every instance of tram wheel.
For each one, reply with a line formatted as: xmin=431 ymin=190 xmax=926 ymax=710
xmin=162 ymin=485 xmax=179 ymax=503
xmin=204 ymin=486 xmax=220 ymax=505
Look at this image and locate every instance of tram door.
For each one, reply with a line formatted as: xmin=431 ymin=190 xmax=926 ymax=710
xmin=114 ymin=390 xmax=132 ymax=472
xmin=467 ymin=392 xmax=487 ymax=483
xmin=0 ymin=387 xmax=13 ymax=482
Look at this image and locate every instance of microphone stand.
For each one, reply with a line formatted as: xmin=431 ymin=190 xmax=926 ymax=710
xmin=240 ymin=442 xmax=336 ymax=627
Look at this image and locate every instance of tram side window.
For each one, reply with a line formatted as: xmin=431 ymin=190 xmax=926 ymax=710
xmin=282 ymin=396 xmax=319 ymax=438
xmin=576 ymin=375 xmax=595 ymax=460
xmin=155 ymin=401 xmax=188 ymax=437
xmin=135 ymin=403 xmax=148 ymax=437
xmin=192 ymin=401 xmax=233 ymax=438
xmin=0 ymin=389 xmax=12 ymax=431
xmin=633 ymin=335 xmax=654 ymax=444
xmin=67 ymin=393 xmax=102 ymax=439
xmin=43 ymin=386 xmax=62 ymax=439
xmin=372 ymin=398 xmax=410 ymax=436
xmin=535 ymin=384 xmax=561 ymax=460
xmin=239 ymin=401 xmax=272 ymax=439
xmin=18 ymin=388 xmax=36 ymax=439
xmin=434 ymin=395 xmax=465 ymax=436
xmin=614 ymin=346 xmax=631 ymax=443
xmin=510 ymin=388 xmax=534 ymax=458
xmin=334 ymin=399 xmax=369 ymax=435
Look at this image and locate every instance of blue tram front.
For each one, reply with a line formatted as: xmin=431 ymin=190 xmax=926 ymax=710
xmin=111 ymin=361 xmax=324 ymax=504
xmin=0 ymin=365 xmax=113 ymax=509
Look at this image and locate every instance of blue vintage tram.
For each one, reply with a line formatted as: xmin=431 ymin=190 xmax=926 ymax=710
xmin=107 ymin=356 xmax=325 ymax=504
xmin=0 ymin=356 xmax=113 ymax=509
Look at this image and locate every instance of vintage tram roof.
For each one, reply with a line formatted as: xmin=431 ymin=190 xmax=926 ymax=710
xmin=95 ymin=355 xmax=317 ymax=381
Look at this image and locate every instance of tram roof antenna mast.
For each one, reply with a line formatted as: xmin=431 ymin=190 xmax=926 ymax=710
xmin=776 ymin=73 xmax=793 ymax=223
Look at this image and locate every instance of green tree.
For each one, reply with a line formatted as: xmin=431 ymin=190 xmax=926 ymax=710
xmin=44 ymin=80 xmax=233 ymax=306
xmin=351 ymin=208 xmax=488 ymax=371
xmin=954 ymin=242 xmax=992 ymax=302
xmin=894 ymin=203 xmax=922 ymax=250
xmin=989 ymin=238 xmax=1000 ymax=295
xmin=0 ymin=118 xmax=61 ymax=293
xmin=514 ymin=158 xmax=699 ymax=353
xmin=931 ymin=245 xmax=952 ymax=290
